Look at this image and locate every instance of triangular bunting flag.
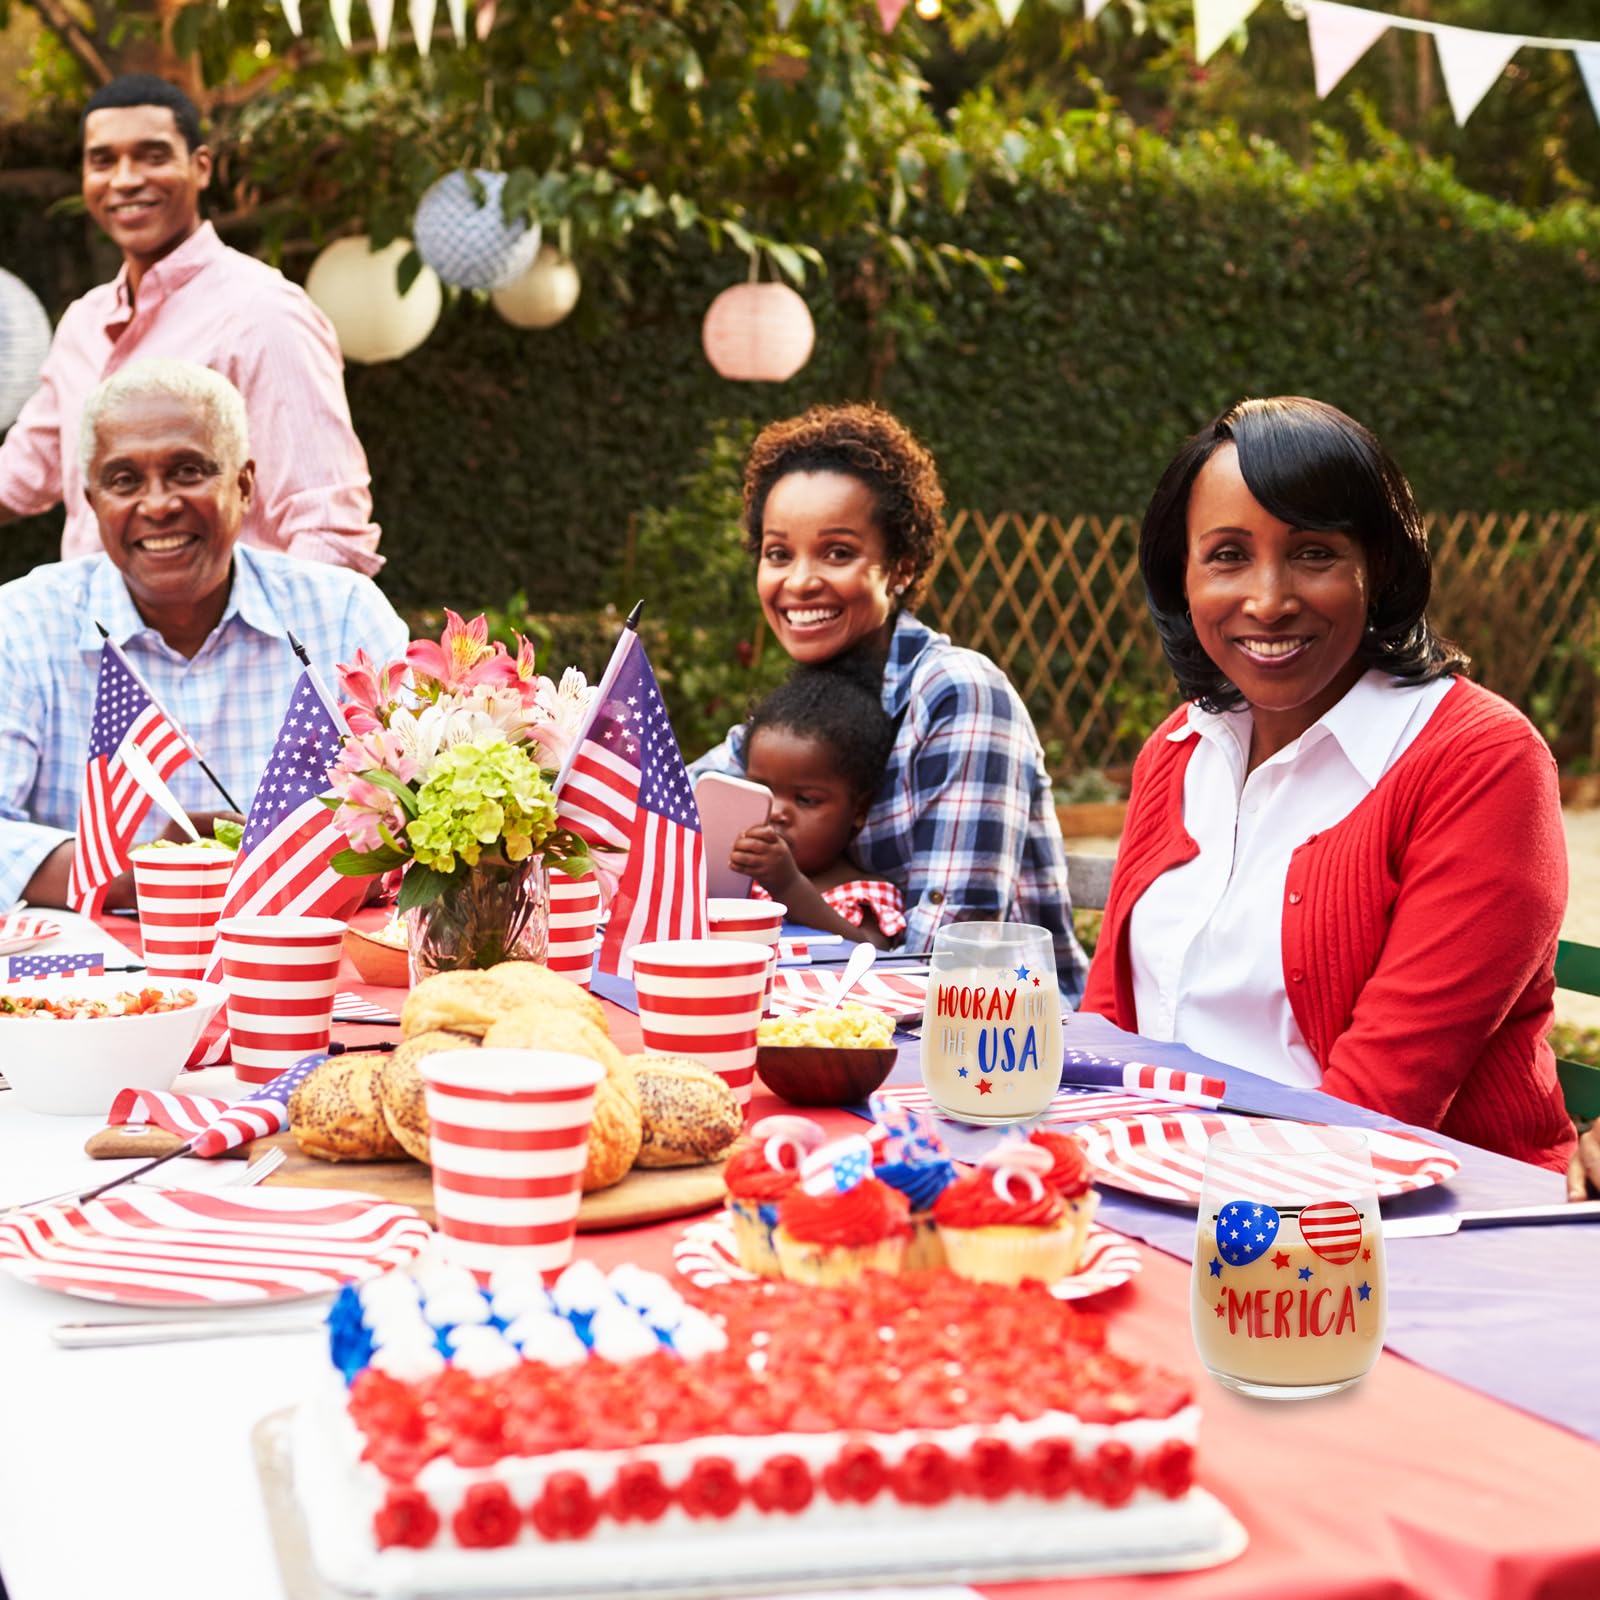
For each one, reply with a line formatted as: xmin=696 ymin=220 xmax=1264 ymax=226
xmin=1303 ymin=1 xmax=1387 ymax=98
xmin=995 ymin=0 xmax=1025 ymax=25
xmin=1576 ymin=46 xmax=1600 ymax=127
xmin=775 ymin=0 xmax=802 ymax=26
xmin=1085 ymin=0 xmax=1113 ymax=19
xmin=1193 ymin=0 xmax=1263 ymax=66
xmin=877 ymin=0 xmax=909 ymax=32
xmin=446 ymin=0 xmax=467 ymax=42
xmin=279 ymin=0 xmax=303 ymax=34
xmin=407 ymin=0 xmax=436 ymax=54
xmin=1433 ymin=24 xmax=1521 ymax=126
xmin=367 ymin=0 xmax=395 ymax=51
xmin=328 ymin=0 xmax=353 ymax=47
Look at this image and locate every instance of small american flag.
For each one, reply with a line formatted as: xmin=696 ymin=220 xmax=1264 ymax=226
xmin=106 ymin=1087 xmax=232 ymax=1140
xmin=6 ymin=952 xmax=106 ymax=982
xmin=189 ymin=671 xmax=363 ymax=1066
xmin=555 ymin=631 xmax=705 ymax=974
xmin=188 ymin=1053 xmax=326 ymax=1157
xmin=68 ymin=646 xmax=193 ymax=915
xmin=1060 ymin=1053 xmax=1227 ymax=1108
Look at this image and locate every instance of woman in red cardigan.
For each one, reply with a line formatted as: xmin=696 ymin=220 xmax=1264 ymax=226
xmin=1081 ymin=397 xmax=1573 ymax=1174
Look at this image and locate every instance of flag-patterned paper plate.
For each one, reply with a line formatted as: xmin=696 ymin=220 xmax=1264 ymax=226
xmin=871 ymin=1082 xmax=1182 ymax=1125
xmin=672 ymin=1209 xmax=1142 ymax=1301
xmin=1070 ymin=1114 xmax=1461 ymax=1206
xmin=0 ymin=1187 xmax=432 ymax=1307
xmin=0 ymin=914 xmax=61 ymax=956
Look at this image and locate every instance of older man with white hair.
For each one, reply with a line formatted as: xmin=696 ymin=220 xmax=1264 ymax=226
xmin=0 ymin=357 xmax=407 ymax=909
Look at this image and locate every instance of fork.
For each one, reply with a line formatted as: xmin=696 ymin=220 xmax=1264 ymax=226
xmin=2 ymin=1146 xmax=286 ymax=1217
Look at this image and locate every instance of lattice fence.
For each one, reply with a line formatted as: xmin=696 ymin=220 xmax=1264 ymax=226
xmin=924 ymin=511 xmax=1600 ymax=777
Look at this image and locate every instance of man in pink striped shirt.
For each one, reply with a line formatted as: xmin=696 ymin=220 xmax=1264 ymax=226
xmin=0 ymin=74 xmax=383 ymax=574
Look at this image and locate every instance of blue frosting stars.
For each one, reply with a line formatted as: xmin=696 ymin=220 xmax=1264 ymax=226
xmin=1358 ymin=1281 xmax=1373 ymax=1301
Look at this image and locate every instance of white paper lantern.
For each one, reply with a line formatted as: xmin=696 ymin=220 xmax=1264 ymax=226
xmin=414 ymin=170 xmax=541 ymax=291
xmin=701 ymin=282 xmax=815 ymax=382
xmin=0 ymin=267 xmax=52 ymax=430
xmin=305 ymin=236 xmax=443 ymax=365
xmin=491 ymin=245 xmax=582 ymax=330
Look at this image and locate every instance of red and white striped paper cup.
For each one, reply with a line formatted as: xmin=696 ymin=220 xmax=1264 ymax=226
xmin=706 ymin=897 xmax=786 ymax=1011
xmin=420 ymin=1047 xmax=604 ymax=1281
xmin=630 ymin=938 xmax=771 ymax=1107
xmin=215 ymin=915 xmax=346 ymax=1086
xmin=131 ymin=845 xmax=236 ymax=981
xmin=546 ymin=869 xmax=602 ymax=990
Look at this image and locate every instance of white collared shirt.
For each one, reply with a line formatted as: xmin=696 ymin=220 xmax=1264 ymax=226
xmin=1129 ymin=670 xmax=1454 ymax=1086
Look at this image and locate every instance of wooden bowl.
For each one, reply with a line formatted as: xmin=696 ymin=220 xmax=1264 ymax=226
xmin=755 ymin=1045 xmax=897 ymax=1107
xmin=343 ymin=924 xmax=410 ymax=989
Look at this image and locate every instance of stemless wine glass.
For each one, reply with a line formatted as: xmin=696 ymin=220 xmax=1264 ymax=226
xmin=1190 ymin=1125 xmax=1387 ymax=1399
xmin=919 ymin=921 xmax=1063 ymax=1124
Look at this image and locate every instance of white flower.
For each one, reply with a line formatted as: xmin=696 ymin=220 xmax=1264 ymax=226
xmin=536 ymin=668 xmax=596 ymax=740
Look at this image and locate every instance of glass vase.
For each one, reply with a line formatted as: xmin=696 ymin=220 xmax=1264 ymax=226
xmin=406 ymin=853 xmax=550 ymax=985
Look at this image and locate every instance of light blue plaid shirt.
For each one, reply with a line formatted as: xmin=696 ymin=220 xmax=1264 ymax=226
xmin=690 ymin=612 xmax=1089 ymax=1002
xmin=0 ymin=545 xmax=408 ymax=907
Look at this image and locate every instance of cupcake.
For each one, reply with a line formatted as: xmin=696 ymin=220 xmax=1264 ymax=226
xmin=773 ymin=1134 xmax=912 ymax=1286
xmin=1029 ymin=1127 xmax=1100 ymax=1268
xmin=934 ymin=1141 xmax=1083 ymax=1286
xmin=724 ymin=1116 xmax=826 ymax=1278
xmin=868 ymin=1091 xmax=957 ymax=1273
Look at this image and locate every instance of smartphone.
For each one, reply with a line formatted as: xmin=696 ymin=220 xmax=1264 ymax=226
xmin=693 ymin=772 xmax=774 ymax=900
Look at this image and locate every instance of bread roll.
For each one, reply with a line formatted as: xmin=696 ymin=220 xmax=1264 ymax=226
xmin=580 ymin=1073 xmax=645 ymax=1192
xmin=377 ymin=1030 xmax=477 ymax=1163
xmin=289 ymin=1052 xmax=408 ymax=1161
xmin=400 ymin=962 xmax=605 ymax=1039
xmin=481 ymin=1006 xmax=634 ymax=1097
xmin=631 ymin=1054 xmax=743 ymax=1168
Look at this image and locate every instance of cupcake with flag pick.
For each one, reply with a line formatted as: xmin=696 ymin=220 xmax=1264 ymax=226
xmin=934 ymin=1137 xmax=1085 ymax=1286
xmin=723 ymin=1115 xmax=825 ymax=1277
xmin=1028 ymin=1126 xmax=1100 ymax=1264
xmin=773 ymin=1133 xmax=912 ymax=1286
xmin=868 ymin=1090 xmax=957 ymax=1273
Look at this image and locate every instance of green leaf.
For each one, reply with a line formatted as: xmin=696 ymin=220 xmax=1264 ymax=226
xmin=767 ymin=241 xmax=807 ymax=286
xmin=397 ymin=864 xmax=455 ymax=913
xmin=357 ymin=767 xmax=420 ymax=816
xmin=396 ymin=249 xmax=424 ymax=297
xmin=331 ymin=845 xmax=408 ymax=877
xmin=941 ymin=148 xmax=972 ymax=215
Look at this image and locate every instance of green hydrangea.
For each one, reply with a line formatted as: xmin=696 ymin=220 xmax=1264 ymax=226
xmin=406 ymin=738 xmax=558 ymax=874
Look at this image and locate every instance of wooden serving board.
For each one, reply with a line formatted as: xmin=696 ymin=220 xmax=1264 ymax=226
xmin=253 ymin=1131 xmax=728 ymax=1233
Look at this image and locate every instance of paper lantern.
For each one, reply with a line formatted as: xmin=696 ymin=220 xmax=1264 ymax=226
xmin=491 ymin=245 xmax=582 ymax=329
xmin=414 ymin=170 xmax=541 ymax=291
xmin=305 ymin=236 xmax=443 ymax=365
xmin=701 ymin=282 xmax=815 ymax=383
xmin=0 ymin=267 xmax=52 ymax=430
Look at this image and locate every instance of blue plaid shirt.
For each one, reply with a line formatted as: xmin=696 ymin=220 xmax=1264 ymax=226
xmin=0 ymin=545 xmax=408 ymax=907
xmin=690 ymin=612 xmax=1088 ymax=1002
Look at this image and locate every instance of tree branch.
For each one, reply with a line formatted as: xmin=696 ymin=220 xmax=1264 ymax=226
xmin=23 ymin=0 xmax=114 ymax=86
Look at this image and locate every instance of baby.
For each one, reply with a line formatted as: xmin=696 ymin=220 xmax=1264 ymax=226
xmin=729 ymin=665 xmax=904 ymax=948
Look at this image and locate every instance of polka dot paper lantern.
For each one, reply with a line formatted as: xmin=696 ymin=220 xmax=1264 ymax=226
xmin=305 ymin=236 xmax=443 ymax=365
xmin=701 ymin=282 xmax=815 ymax=383
xmin=0 ymin=267 xmax=52 ymax=430
xmin=491 ymin=244 xmax=582 ymax=329
xmin=414 ymin=170 xmax=541 ymax=291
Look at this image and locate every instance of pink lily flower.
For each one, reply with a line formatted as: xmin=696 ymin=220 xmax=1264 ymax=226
xmin=338 ymin=649 xmax=406 ymax=726
xmin=407 ymin=610 xmax=521 ymax=695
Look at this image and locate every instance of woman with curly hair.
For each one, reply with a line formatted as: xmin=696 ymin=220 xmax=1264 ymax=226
xmin=691 ymin=402 xmax=1088 ymax=999
xmin=1081 ymin=396 xmax=1572 ymax=1172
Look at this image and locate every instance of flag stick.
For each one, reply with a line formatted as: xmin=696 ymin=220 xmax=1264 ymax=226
xmin=94 ymin=622 xmax=243 ymax=815
xmin=285 ymin=631 xmax=347 ymax=732
xmin=553 ymin=601 xmax=644 ymax=794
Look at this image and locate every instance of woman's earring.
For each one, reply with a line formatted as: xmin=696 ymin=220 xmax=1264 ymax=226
xmin=1183 ymin=608 xmax=1192 ymax=625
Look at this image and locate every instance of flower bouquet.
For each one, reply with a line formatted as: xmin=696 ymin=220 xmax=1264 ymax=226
xmin=325 ymin=611 xmax=597 ymax=978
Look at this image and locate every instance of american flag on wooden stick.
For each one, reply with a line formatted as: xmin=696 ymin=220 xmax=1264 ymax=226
xmin=554 ymin=628 xmax=705 ymax=975
xmin=188 ymin=669 xmax=362 ymax=1065
xmin=67 ymin=646 xmax=193 ymax=915
xmin=6 ymin=952 xmax=106 ymax=982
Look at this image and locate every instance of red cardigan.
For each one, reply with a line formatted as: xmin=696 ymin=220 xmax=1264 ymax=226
xmin=1081 ymin=679 xmax=1574 ymax=1173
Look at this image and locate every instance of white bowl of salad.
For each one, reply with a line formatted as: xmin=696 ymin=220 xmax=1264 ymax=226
xmin=0 ymin=975 xmax=228 ymax=1115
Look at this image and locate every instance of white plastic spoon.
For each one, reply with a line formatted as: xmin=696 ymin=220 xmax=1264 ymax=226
xmin=825 ymin=940 xmax=877 ymax=1008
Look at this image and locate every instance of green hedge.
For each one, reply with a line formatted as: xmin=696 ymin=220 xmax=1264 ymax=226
xmin=6 ymin=115 xmax=1600 ymax=622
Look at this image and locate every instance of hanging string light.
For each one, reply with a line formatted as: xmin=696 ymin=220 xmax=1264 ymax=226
xmin=915 ymin=0 xmax=942 ymax=17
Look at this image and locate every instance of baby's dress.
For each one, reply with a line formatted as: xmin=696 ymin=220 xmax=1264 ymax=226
xmin=750 ymin=879 xmax=906 ymax=937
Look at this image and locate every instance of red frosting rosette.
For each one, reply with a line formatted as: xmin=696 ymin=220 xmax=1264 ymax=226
xmin=724 ymin=1115 xmax=826 ymax=1203
xmin=1028 ymin=1129 xmax=1093 ymax=1199
xmin=778 ymin=1177 xmax=911 ymax=1248
xmin=934 ymin=1141 xmax=1065 ymax=1229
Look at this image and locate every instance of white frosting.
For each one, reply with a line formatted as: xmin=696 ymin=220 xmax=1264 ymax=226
xmin=358 ymin=1271 xmax=423 ymax=1315
xmin=413 ymin=1262 xmax=480 ymax=1302
xmin=670 ymin=1306 xmax=728 ymax=1360
xmin=503 ymin=1312 xmax=589 ymax=1367
xmin=488 ymin=1272 xmax=551 ymax=1323
xmin=549 ymin=1259 xmax=609 ymax=1316
xmin=423 ymin=1289 xmax=491 ymax=1330
xmin=607 ymin=1263 xmax=685 ymax=1327
xmin=587 ymin=1300 xmax=664 ymax=1364
xmin=368 ymin=1340 xmax=446 ymax=1382
xmin=447 ymin=1328 xmax=523 ymax=1378
xmin=367 ymin=1308 xmax=435 ymax=1349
